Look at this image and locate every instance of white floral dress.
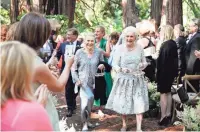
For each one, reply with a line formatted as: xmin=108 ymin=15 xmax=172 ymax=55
xmin=106 ymin=44 xmax=149 ymax=114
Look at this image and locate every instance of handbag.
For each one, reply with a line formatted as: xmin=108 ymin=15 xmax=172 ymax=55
xmin=174 ymin=73 xmax=189 ymax=103
xmin=177 ymin=86 xmax=189 ymax=103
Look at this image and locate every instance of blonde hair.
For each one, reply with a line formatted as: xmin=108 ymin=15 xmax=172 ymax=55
xmin=174 ymin=24 xmax=185 ymax=37
xmin=1 ymin=41 xmax=36 ymax=106
xmin=160 ymin=25 xmax=174 ymax=41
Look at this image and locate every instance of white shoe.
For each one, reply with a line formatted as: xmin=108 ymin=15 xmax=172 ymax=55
xmin=82 ymin=122 xmax=88 ymax=131
xmin=87 ymin=122 xmax=95 ymax=128
xmin=98 ymin=110 xmax=105 ymax=118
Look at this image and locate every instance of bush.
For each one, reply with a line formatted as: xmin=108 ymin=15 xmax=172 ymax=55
xmin=0 ymin=7 xmax=10 ymax=25
xmin=178 ymin=101 xmax=200 ymax=131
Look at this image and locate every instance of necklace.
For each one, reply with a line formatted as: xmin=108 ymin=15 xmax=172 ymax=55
xmin=125 ymin=45 xmax=135 ymax=51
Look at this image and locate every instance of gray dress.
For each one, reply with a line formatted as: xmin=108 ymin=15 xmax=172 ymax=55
xmin=71 ymin=48 xmax=104 ymax=122
xmin=32 ymin=56 xmax=60 ymax=131
xmin=106 ymin=44 xmax=149 ymax=114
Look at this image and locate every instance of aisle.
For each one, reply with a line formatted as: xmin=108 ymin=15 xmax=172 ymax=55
xmin=54 ymin=92 xmax=184 ymax=131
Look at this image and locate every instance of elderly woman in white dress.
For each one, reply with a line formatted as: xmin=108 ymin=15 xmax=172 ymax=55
xmin=106 ymin=27 xmax=149 ymax=131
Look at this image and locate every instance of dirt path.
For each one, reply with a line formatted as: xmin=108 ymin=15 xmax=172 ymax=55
xmin=54 ymin=92 xmax=184 ymax=131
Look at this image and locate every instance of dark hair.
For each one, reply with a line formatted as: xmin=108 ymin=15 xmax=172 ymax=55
xmin=67 ymin=28 xmax=79 ymax=36
xmin=110 ymin=32 xmax=119 ymax=40
xmin=14 ymin=12 xmax=51 ymax=50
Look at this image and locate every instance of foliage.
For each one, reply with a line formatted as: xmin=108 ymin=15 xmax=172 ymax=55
xmin=46 ymin=15 xmax=69 ymax=35
xmin=0 ymin=6 xmax=10 ymax=25
xmin=75 ymin=0 xmax=123 ymax=34
xmin=178 ymin=101 xmax=200 ymax=131
xmin=136 ymin=0 xmax=151 ymax=20
xmin=144 ymin=81 xmax=160 ymax=118
xmin=148 ymin=81 xmax=160 ymax=107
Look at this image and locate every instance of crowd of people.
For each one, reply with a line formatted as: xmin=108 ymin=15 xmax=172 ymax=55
xmin=1 ymin=11 xmax=200 ymax=131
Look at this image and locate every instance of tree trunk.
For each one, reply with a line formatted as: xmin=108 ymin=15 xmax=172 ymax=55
xmin=161 ymin=0 xmax=183 ymax=27
xmin=122 ymin=0 xmax=139 ymax=28
xmin=46 ymin=0 xmax=54 ymax=15
xmin=10 ymin=0 xmax=19 ymax=23
xmin=58 ymin=0 xmax=63 ymax=14
xmin=66 ymin=0 xmax=76 ymax=28
xmin=32 ymin=0 xmax=43 ymax=13
xmin=150 ymin=0 xmax=163 ymax=28
xmin=26 ymin=0 xmax=32 ymax=12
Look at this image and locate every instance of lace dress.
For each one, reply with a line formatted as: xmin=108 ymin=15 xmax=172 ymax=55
xmin=106 ymin=44 xmax=149 ymax=114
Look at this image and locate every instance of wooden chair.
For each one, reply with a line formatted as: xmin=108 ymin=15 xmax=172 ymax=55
xmin=171 ymin=74 xmax=200 ymax=123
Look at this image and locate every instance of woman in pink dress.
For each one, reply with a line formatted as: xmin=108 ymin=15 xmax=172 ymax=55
xmin=1 ymin=41 xmax=53 ymax=131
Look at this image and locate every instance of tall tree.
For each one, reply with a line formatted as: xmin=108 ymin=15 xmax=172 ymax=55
xmin=122 ymin=0 xmax=139 ymax=27
xmin=10 ymin=0 xmax=19 ymax=23
xmin=150 ymin=0 xmax=163 ymax=27
xmin=32 ymin=0 xmax=43 ymax=13
xmin=46 ymin=0 xmax=58 ymax=15
xmin=161 ymin=0 xmax=183 ymax=27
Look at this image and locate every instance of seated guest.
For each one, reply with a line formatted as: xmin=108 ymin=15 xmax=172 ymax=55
xmin=1 ymin=41 xmax=53 ymax=131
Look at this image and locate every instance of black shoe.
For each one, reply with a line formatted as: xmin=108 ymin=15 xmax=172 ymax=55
xmin=166 ymin=116 xmax=171 ymax=124
xmin=158 ymin=117 xmax=169 ymax=126
xmin=66 ymin=109 xmax=73 ymax=117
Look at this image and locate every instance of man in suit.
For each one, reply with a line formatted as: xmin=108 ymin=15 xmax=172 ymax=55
xmin=185 ymin=18 xmax=200 ymax=92
xmin=57 ymin=28 xmax=81 ymax=117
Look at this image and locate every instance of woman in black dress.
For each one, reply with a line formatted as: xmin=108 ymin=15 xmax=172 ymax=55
xmin=156 ymin=25 xmax=178 ymax=126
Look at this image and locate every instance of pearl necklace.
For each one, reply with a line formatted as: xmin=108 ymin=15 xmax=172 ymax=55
xmin=125 ymin=45 xmax=135 ymax=51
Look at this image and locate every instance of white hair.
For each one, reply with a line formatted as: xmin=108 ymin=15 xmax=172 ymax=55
xmin=116 ymin=26 xmax=138 ymax=45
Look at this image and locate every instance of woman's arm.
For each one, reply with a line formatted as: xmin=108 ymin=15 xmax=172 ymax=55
xmin=138 ymin=47 xmax=148 ymax=70
xmin=101 ymin=41 xmax=111 ymax=57
xmin=112 ymin=47 xmax=121 ymax=72
xmin=34 ymin=56 xmax=74 ymax=92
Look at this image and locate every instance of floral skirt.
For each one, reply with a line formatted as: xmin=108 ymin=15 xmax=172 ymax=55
xmin=106 ymin=72 xmax=149 ymax=114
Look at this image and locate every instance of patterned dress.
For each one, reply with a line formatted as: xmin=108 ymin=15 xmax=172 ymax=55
xmin=71 ymin=48 xmax=104 ymax=122
xmin=106 ymin=44 xmax=149 ymax=114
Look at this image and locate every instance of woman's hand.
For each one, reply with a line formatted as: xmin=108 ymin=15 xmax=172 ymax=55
xmin=34 ymin=84 xmax=49 ymax=107
xmin=98 ymin=64 xmax=105 ymax=71
xmin=194 ymin=50 xmax=200 ymax=59
xmin=75 ymin=80 xmax=82 ymax=86
xmin=65 ymin=55 xmax=74 ymax=68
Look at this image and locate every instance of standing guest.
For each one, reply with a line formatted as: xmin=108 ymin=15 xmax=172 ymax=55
xmin=57 ymin=28 xmax=82 ymax=117
xmin=137 ymin=20 xmax=156 ymax=82
xmin=174 ymin=24 xmax=187 ymax=82
xmin=0 ymin=25 xmax=8 ymax=42
xmin=194 ymin=50 xmax=200 ymax=59
xmin=108 ymin=32 xmax=120 ymax=80
xmin=55 ymin=35 xmax=64 ymax=49
xmin=94 ymin=26 xmax=112 ymax=110
xmin=106 ymin=27 xmax=149 ymax=131
xmin=14 ymin=12 xmax=74 ymax=131
xmin=55 ymin=35 xmax=64 ymax=70
xmin=71 ymin=33 xmax=105 ymax=131
xmin=185 ymin=19 xmax=200 ymax=92
xmin=156 ymin=25 xmax=178 ymax=126
xmin=6 ymin=22 xmax=19 ymax=41
xmin=1 ymin=41 xmax=53 ymax=131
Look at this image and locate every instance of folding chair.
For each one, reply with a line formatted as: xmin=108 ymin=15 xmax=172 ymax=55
xmin=171 ymin=74 xmax=200 ymax=123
